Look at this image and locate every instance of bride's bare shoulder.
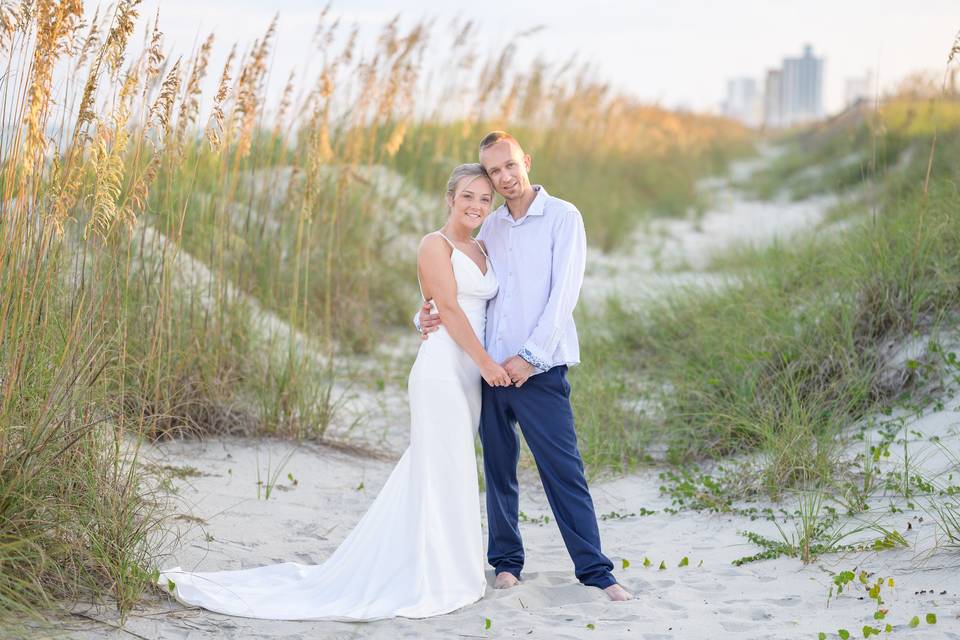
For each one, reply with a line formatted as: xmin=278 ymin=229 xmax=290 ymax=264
xmin=418 ymin=233 xmax=451 ymax=259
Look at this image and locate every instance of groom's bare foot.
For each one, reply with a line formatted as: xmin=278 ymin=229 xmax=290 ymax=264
xmin=494 ymin=572 xmax=519 ymax=589
xmin=604 ymin=583 xmax=633 ymax=601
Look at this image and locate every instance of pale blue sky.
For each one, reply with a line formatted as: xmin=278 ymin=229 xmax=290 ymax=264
xmin=137 ymin=0 xmax=957 ymax=115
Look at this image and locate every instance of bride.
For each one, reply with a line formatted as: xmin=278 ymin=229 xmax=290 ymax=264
xmin=158 ymin=163 xmax=511 ymax=620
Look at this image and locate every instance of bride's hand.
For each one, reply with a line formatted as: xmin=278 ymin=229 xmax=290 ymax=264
xmin=481 ymin=361 xmax=512 ymax=387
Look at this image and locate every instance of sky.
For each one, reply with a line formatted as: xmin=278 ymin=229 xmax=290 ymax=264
xmin=135 ymin=0 xmax=957 ymax=116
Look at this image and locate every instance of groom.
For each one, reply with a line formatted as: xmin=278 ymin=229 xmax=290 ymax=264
xmin=417 ymin=131 xmax=632 ymax=601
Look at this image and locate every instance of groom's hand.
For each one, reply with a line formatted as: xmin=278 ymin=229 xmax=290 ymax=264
xmin=418 ymin=300 xmax=442 ymax=341
xmin=503 ymin=356 xmax=535 ymax=387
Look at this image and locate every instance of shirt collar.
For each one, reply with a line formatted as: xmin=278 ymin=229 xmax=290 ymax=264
xmin=495 ymin=185 xmax=548 ymax=222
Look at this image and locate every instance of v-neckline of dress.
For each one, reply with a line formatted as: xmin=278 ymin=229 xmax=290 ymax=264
xmin=451 ymin=247 xmax=489 ymax=277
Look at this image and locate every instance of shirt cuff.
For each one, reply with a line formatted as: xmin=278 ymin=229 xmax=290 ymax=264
xmin=413 ymin=309 xmax=422 ymax=333
xmin=518 ymin=345 xmax=550 ymax=374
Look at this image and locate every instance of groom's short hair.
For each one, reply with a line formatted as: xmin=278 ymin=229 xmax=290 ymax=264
xmin=479 ymin=131 xmax=523 ymax=157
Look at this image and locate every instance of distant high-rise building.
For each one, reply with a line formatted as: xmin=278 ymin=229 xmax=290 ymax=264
xmin=763 ymin=69 xmax=784 ymax=128
xmin=844 ymin=71 xmax=875 ymax=108
xmin=722 ymin=77 xmax=762 ymax=127
xmin=761 ymin=44 xmax=824 ymax=128
xmin=781 ymin=44 xmax=824 ymax=125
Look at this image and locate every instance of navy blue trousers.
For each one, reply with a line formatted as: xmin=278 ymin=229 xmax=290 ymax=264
xmin=479 ymin=365 xmax=615 ymax=589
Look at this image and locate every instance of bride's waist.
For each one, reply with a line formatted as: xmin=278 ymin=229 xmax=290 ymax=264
xmin=421 ymin=319 xmax=485 ymax=349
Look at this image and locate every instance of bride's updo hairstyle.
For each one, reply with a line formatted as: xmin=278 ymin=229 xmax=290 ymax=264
xmin=445 ymin=163 xmax=491 ymax=211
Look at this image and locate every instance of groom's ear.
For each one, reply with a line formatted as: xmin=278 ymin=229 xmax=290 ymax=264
xmin=523 ymin=153 xmax=532 ymax=173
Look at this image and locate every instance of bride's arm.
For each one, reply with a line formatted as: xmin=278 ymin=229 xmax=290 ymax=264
xmin=417 ymin=235 xmax=510 ymax=387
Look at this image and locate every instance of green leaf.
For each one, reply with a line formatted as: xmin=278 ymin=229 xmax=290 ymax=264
xmin=884 ymin=624 xmax=892 ymax=633
xmin=658 ymin=560 xmax=667 ymax=570
xmin=485 ymin=617 xmax=491 ymax=630
xmin=622 ymin=558 xmax=630 ymax=570
xmin=166 ymin=578 xmax=176 ymax=593
xmin=873 ymin=610 xmax=886 ymax=620
xmin=643 ymin=557 xmax=651 ymax=567
xmin=862 ymin=625 xmax=880 ymax=638
xmin=925 ymin=613 xmax=937 ymax=624
xmin=678 ymin=556 xmax=689 ymax=567
xmin=839 ymin=629 xmax=850 ymax=640
xmin=818 ymin=633 xmax=827 ymax=640
xmin=586 ymin=623 xmax=595 ymax=630
xmin=909 ymin=616 xmax=920 ymax=628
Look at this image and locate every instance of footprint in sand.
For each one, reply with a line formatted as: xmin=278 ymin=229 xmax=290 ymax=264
xmin=762 ymin=596 xmax=801 ymax=608
xmin=681 ymin=578 xmax=725 ymax=593
xmin=648 ymin=599 xmax=685 ymax=611
xmin=719 ymin=620 xmax=755 ymax=632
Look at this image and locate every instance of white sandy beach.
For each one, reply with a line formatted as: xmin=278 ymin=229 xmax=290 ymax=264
xmin=60 ymin=159 xmax=960 ymax=639
xmin=62 ymin=401 xmax=960 ymax=640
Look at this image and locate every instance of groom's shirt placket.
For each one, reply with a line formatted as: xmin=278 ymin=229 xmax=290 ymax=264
xmin=478 ymin=185 xmax=586 ymax=377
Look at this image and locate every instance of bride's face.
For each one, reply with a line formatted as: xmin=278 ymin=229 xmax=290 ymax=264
xmin=447 ymin=176 xmax=494 ymax=230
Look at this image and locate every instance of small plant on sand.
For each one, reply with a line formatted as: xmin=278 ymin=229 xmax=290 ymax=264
xmin=255 ymin=447 xmax=298 ymax=500
xmin=733 ymin=491 xmax=907 ymax=566
xmin=820 ymin=569 xmax=939 ymax=638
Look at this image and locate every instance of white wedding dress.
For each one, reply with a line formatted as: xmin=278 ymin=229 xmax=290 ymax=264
xmin=158 ymin=234 xmax=498 ymax=620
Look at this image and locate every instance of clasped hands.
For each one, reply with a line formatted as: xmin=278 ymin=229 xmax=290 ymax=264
xmin=418 ymin=301 xmax=535 ymax=387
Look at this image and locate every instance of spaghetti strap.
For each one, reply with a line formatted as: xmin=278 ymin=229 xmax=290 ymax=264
xmin=434 ymin=231 xmax=455 ymax=248
xmin=472 ymin=238 xmax=488 ymax=259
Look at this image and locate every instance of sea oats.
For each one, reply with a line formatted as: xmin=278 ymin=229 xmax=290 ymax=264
xmin=85 ymin=71 xmax=137 ymax=240
xmin=0 ymin=1 xmax=20 ymax=51
xmin=46 ymin=154 xmax=83 ymax=235
xmin=103 ymin=0 xmax=140 ymax=78
xmin=22 ymin=0 xmax=83 ymax=173
xmin=148 ymin=57 xmax=181 ymax=140
xmin=175 ymin=33 xmax=213 ymax=144
xmin=452 ymin=19 xmax=473 ymax=48
xmin=74 ymin=6 xmax=101 ymax=68
xmin=312 ymin=2 xmax=335 ymax=49
xmin=339 ymin=25 xmax=358 ymax=65
xmin=234 ymin=15 xmax=276 ymax=158
xmin=205 ymin=43 xmax=235 ymax=150
xmin=16 ymin=0 xmax=34 ymax=31
xmin=118 ymin=147 xmax=159 ymax=230
xmin=142 ymin=9 xmax=163 ymax=90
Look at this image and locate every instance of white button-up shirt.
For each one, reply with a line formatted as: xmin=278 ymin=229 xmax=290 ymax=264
xmin=477 ymin=185 xmax=586 ymax=375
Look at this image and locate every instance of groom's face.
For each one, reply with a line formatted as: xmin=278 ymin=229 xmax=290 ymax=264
xmin=479 ymin=140 xmax=531 ymax=201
